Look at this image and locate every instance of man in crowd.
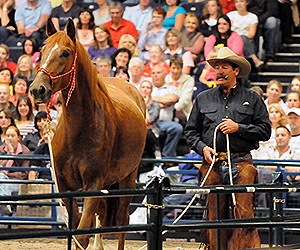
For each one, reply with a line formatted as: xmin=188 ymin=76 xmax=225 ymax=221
xmin=185 ymin=47 xmax=271 ymax=249
xmin=151 ymin=64 xmax=183 ymax=158
xmin=95 ymin=54 xmax=111 ymax=77
xmin=123 ymin=0 xmax=153 ymax=36
xmin=103 ymin=1 xmax=137 ymax=48
xmin=128 ymin=57 xmax=148 ymax=89
xmin=0 ymin=84 xmax=16 ymax=116
xmin=287 ymin=107 xmax=300 ymax=151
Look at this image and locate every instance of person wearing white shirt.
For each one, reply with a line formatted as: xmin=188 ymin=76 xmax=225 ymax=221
xmin=287 ymin=107 xmax=300 ymax=151
xmin=128 ymin=57 xmax=149 ymax=89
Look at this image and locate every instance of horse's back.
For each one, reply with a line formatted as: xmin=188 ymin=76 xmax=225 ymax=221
xmin=103 ymin=77 xmax=146 ymax=117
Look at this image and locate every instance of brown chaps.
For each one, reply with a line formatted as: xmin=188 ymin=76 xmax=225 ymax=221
xmin=199 ymin=157 xmax=261 ymax=250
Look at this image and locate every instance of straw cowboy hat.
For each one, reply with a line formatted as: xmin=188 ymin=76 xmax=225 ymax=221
xmin=206 ymin=47 xmax=251 ymax=78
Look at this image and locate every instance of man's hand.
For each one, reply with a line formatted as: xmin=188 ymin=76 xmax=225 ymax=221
xmin=25 ymin=27 xmax=38 ymax=37
xmin=203 ymin=146 xmax=218 ymax=165
xmin=219 ymin=118 xmax=239 ymax=134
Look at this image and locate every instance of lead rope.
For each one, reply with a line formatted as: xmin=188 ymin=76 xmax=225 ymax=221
xmin=138 ymin=123 xmax=237 ymax=250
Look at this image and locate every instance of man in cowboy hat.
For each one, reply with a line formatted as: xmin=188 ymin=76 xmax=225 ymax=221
xmin=185 ymin=47 xmax=271 ymax=250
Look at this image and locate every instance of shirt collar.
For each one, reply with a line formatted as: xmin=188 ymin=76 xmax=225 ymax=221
xmin=5 ymin=143 xmax=23 ymax=155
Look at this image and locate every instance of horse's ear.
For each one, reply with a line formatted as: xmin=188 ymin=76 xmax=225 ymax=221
xmin=66 ymin=18 xmax=76 ymax=43
xmin=46 ymin=18 xmax=57 ymax=37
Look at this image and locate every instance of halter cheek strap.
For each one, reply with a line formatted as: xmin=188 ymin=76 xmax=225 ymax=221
xmin=37 ymin=51 xmax=78 ymax=122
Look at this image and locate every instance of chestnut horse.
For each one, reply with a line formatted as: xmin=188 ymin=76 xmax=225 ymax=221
xmin=30 ymin=19 xmax=147 ymax=250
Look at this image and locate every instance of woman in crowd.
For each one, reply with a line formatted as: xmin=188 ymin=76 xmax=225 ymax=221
xmin=288 ymin=76 xmax=300 ymax=93
xmin=114 ymin=66 xmax=129 ymax=81
xmin=163 ymin=0 xmax=186 ymax=32
xmin=164 ymin=28 xmax=194 ymax=75
xmin=0 ymin=126 xmax=30 ymax=200
xmin=22 ymin=37 xmax=40 ymax=68
xmin=110 ymin=48 xmax=131 ymax=77
xmin=286 ymin=91 xmax=300 ymax=109
xmin=181 ymin=12 xmax=204 ymax=62
xmin=0 ymin=44 xmax=17 ymax=74
xmin=227 ymin=0 xmax=263 ymax=69
xmin=0 ymin=68 xmax=13 ymax=92
xmin=92 ymin=0 xmax=110 ymax=26
xmin=143 ymin=45 xmax=171 ymax=78
xmin=88 ymin=25 xmax=117 ymax=62
xmin=76 ymin=8 xmax=95 ymax=50
xmin=138 ymin=7 xmax=167 ymax=61
xmin=199 ymin=48 xmax=219 ymax=87
xmin=268 ymin=103 xmax=287 ymax=146
xmin=0 ymin=0 xmax=16 ymax=44
xmin=0 ymin=107 xmax=15 ymax=146
xmin=22 ymin=111 xmax=47 ymax=152
xmin=204 ymin=14 xmax=244 ymax=58
xmin=264 ymin=80 xmax=289 ymax=114
xmin=15 ymin=95 xmax=35 ymax=138
xmin=199 ymin=0 xmax=223 ymax=40
xmin=118 ymin=34 xmax=140 ymax=57
xmin=15 ymin=54 xmax=35 ymax=83
xmin=9 ymin=75 xmax=34 ymax=107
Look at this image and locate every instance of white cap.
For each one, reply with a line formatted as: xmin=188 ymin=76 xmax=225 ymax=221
xmin=287 ymin=107 xmax=300 ymax=116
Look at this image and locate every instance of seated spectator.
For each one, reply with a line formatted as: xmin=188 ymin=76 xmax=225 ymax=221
xmin=164 ymin=28 xmax=194 ymax=75
xmin=181 ymin=12 xmax=204 ymax=62
xmin=9 ymin=75 xmax=34 ymax=107
xmin=247 ymin=0 xmax=278 ymax=63
xmin=0 ymin=107 xmax=15 ymax=146
xmin=50 ymin=0 xmax=80 ymax=31
xmin=0 ymin=68 xmax=14 ymax=93
xmin=114 ymin=66 xmax=129 ymax=81
xmin=137 ymin=6 xmax=167 ymax=61
xmin=76 ymin=8 xmax=95 ymax=51
xmin=88 ymin=25 xmax=117 ymax=62
xmin=103 ymin=1 xmax=137 ymax=48
xmin=288 ymin=76 xmax=300 ymax=93
xmin=0 ymin=0 xmax=17 ymax=44
xmin=278 ymin=0 xmax=294 ymax=44
xmin=286 ymin=91 xmax=300 ymax=109
xmin=14 ymin=0 xmax=52 ymax=45
xmin=199 ymin=48 xmax=219 ymax=88
xmin=0 ymin=83 xmax=16 ymax=116
xmin=138 ymin=80 xmax=161 ymax=181
xmin=0 ymin=125 xmax=30 ymax=215
xmin=250 ymin=86 xmax=264 ymax=99
xmin=268 ymin=103 xmax=287 ymax=146
xmin=15 ymin=95 xmax=36 ymax=138
xmin=264 ymin=80 xmax=289 ymax=114
xmin=220 ymin=0 xmax=234 ymax=14
xmin=199 ymin=0 xmax=223 ymax=41
xmin=142 ymin=44 xmax=170 ymax=78
xmin=0 ymin=44 xmax=17 ymax=74
xmin=128 ymin=57 xmax=148 ymax=89
xmin=15 ymin=54 xmax=36 ymax=83
xmin=33 ymin=101 xmax=58 ymax=123
xmin=22 ymin=111 xmax=47 ymax=152
xmin=204 ymin=14 xmax=244 ymax=58
xmin=163 ymin=0 xmax=186 ymax=32
xmin=151 ymin=64 xmax=183 ymax=158
xmin=287 ymin=108 xmax=300 ymax=151
xmin=110 ymin=47 xmax=131 ymax=77
xmin=95 ymin=54 xmax=111 ymax=77
xmin=227 ymin=0 xmax=264 ymax=69
xmin=165 ymin=55 xmax=194 ymax=125
xmin=93 ymin=0 xmax=111 ymax=26
xmin=118 ymin=34 xmax=140 ymax=57
xmin=28 ymin=121 xmax=56 ymax=180
xmin=123 ymin=0 xmax=153 ymax=36
xmin=22 ymin=37 xmax=40 ymax=68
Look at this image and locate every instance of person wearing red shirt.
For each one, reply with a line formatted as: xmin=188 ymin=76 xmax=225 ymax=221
xmin=0 ymin=44 xmax=17 ymax=75
xmin=103 ymin=1 xmax=138 ymax=48
xmin=219 ymin=0 xmax=234 ymax=14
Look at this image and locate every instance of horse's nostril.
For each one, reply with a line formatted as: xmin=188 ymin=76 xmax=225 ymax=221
xmin=39 ymin=85 xmax=46 ymax=95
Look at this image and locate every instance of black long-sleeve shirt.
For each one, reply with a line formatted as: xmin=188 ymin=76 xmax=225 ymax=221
xmin=184 ymin=84 xmax=271 ymax=156
xmin=247 ymin=0 xmax=278 ymax=24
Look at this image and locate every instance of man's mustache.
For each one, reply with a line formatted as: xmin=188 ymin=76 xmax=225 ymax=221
xmin=216 ymin=74 xmax=227 ymax=80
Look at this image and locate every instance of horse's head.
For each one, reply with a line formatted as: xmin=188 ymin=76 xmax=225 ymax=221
xmin=31 ymin=18 xmax=77 ymax=103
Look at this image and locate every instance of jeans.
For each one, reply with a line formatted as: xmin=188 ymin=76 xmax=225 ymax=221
xmin=255 ymin=17 xmax=279 ymax=59
xmin=160 ymin=120 xmax=183 ymax=157
xmin=241 ymin=35 xmax=257 ymax=59
xmin=0 ymin=27 xmax=12 ymax=44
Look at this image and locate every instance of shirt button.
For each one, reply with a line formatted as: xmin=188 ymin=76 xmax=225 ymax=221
xmin=226 ymin=106 xmax=228 ymax=108
xmin=226 ymin=116 xmax=228 ymax=118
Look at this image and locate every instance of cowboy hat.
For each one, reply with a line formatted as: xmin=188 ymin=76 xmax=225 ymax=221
xmin=206 ymin=47 xmax=251 ymax=78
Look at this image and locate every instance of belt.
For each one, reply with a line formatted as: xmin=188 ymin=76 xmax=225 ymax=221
xmin=218 ymin=152 xmax=249 ymax=161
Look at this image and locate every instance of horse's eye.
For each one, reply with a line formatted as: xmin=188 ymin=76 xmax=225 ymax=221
xmin=61 ymin=50 xmax=70 ymax=58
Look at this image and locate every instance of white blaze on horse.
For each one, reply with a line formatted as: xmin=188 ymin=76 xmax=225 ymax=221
xmin=30 ymin=18 xmax=147 ymax=250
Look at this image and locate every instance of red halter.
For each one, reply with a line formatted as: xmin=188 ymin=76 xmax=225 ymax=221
xmin=37 ymin=51 xmax=78 ymax=122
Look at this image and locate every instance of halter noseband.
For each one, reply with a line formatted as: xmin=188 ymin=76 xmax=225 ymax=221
xmin=37 ymin=51 xmax=78 ymax=121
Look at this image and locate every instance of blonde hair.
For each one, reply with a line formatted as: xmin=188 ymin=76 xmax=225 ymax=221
xmin=16 ymin=54 xmax=36 ymax=76
xmin=165 ymin=28 xmax=181 ymax=48
xmin=184 ymin=12 xmax=199 ymax=27
xmin=268 ymin=103 xmax=287 ymax=127
xmin=118 ymin=34 xmax=140 ymax=57
xmin=267 ymin=79 xmax=283 ymax=93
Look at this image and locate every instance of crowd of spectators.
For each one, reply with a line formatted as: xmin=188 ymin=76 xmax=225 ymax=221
xmin=0 ymin=0 xmax=300 ymax=216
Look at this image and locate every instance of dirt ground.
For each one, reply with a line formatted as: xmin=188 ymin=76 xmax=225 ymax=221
xmin=0 ymin=238 xmax=203 ymax=250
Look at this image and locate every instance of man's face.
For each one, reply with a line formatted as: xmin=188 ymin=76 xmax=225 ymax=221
xmin=151 ymin=65 xmax=166 ymax=88
xmin=152 ymin=12 xmax=164 ymax=26
xmin=275 ymin=127 xmax=291 ymax=148
xmin=149 ymin=47 xmax=163 ymax=64
xmin=0 ymin=85 xmax=10 ymax=104
xmin=0 ymin=48 xmax=8 ymax=64
xmin=215 ymin=60 xmax=239 ymax=88
xmin=129 ymin=62 xmax=143 ymax=77
xmin=109 ymin=8 xmax=123 ymax=23
xmin=97 ymin=61 xmax=111 ymax=77
xmin=288 ymin=113 xmax=300 ymax=131
xmin=140 ymin=0 xmax=151 ymax=8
